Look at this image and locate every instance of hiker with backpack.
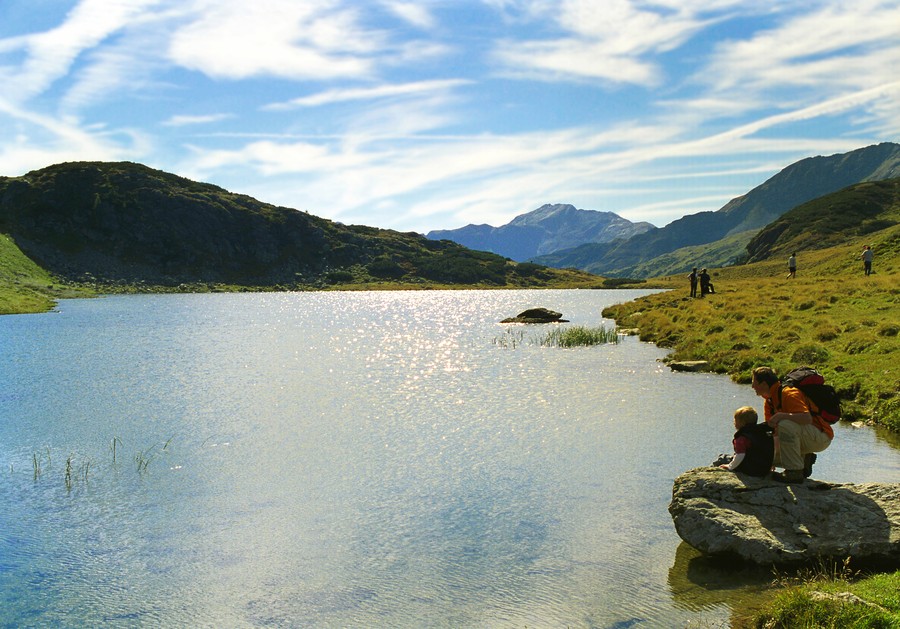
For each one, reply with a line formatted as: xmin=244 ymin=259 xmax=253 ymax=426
xmin=751 ymin=366 xmax=836 ymax=484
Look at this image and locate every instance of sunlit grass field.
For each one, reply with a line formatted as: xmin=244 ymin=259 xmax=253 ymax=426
xmin=603 ymin=233 xmax=900 ymax=431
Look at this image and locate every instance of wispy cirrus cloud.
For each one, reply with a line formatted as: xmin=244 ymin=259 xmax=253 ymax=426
xmin=701 ymin=1 xmax=900 ymax=95
xmin=263 ymin=79 xmax=472 ymax=110
xmin=163 ymin=113 xmax=235 ymax=127
xmin=380 ymin=1 xmax=436 ymax=29
xmin=0 ymin=0 xmax=898 ymax=232
xmin=489 ymin=0 xmax=738 ymax=85
xmin=0 ymin=0 xmax=159 ymax=103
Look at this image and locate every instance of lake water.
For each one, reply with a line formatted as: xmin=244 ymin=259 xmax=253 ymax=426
xmin=2 ymin=289 xmax=899 ymax=628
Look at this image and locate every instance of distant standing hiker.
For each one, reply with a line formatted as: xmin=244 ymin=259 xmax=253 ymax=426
xmin=787 ymin=253 xmax=796 ymax=279
xmin=860 ymin=245 xmax=874 ymax=276
xmin=699 ymin=268 xmax=711 ymax=297
xmin=689 ymin=267 xmax=698 ymax=298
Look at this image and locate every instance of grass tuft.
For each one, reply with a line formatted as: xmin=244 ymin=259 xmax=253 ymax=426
xmin=539 ymin=325 xmax=619 ymax=348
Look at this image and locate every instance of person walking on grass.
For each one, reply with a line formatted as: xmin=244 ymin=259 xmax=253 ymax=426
xmin=787 ymin=253 xmax=796 ymax=279
xmin=751 ymin=366 xmax=833 ymax=484
xmin=860 ymin=245 xmax=874 ymax=276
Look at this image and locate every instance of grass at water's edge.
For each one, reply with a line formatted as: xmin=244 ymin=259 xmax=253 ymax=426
xmin=749 ymin=570 xmax=900 ymax=628
xmin=0 ymin=234 xmax=95 ymax=314
xmin=602 ymin=271 xmax=900 ymax=433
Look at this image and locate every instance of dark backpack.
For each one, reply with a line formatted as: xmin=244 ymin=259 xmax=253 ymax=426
xmin=779 ymin=366 xmax=842 ymax=424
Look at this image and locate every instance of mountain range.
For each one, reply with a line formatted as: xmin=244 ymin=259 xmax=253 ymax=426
xmin=3 ymin=143 xmax=899 ymax=304
xmin=431 ymin=143 xmax=900 ymax=278
xmin=426 ymin=203 xmax=654 ymax=261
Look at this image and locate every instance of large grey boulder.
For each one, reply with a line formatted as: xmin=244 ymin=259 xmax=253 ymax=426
xmin=669 ymin=467 xmax=900 ymax=567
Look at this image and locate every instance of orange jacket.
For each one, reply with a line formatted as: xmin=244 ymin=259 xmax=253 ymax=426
xmin=765 ymin=382 xmax=834 ymax=439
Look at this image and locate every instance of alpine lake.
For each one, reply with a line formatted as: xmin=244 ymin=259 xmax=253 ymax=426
xmin=2 ymin=289 xmax=899 ymax=628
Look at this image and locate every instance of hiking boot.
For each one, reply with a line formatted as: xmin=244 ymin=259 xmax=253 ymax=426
xmin=803 ymin=453 xmax=817 ymax=478
xmin=772 ymin=469 xmax=805 ymax=484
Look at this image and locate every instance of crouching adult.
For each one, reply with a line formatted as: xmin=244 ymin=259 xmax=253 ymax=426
xmin=751 ymin=366 xmax=833 ymax=483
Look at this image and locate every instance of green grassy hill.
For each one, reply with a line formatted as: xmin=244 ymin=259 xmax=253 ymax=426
xmin=0 ymin=233 xmax=92 ymax=314
xmin=0 ymin=162 xmax=604 ymax=313
xmin=746 ymin=177 xmax=900 ymax=263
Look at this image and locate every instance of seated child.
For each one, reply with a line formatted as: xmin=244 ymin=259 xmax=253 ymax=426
xmin=717 ymin=406 xmax=774 ymax=477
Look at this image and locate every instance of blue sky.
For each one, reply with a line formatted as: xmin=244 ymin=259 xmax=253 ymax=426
xmin=1 ymin=1 xmax=898 ymax=233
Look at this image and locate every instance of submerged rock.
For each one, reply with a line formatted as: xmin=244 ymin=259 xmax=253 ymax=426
xmin=500 ymin=308 xmax=569 ymax=324
xmin=669 ymin=467 xmax=900 ymax=567
xmin=668 ymin=360 xmax=710 ymax=372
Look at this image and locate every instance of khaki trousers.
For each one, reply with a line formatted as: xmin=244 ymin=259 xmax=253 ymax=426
xmin=773 ymin=421 xmax=832 ymax=471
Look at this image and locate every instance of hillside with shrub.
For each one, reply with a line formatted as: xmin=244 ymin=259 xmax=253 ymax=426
xmin=745 ymin=177 xmax=900 ymax=263
xmin=0 ymin=162 xmax=603 ymax=313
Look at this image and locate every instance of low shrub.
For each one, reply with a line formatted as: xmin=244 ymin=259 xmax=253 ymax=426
xmin=325 ymin=270 xmax=354 ymax=283
xmin=368 ymin=256 xmax=406 ymax=279
xmin=512 ymin=262 xmax=548 ymax=278
xmin=877 ymin=397 xmax=900 ymax=432
xmin=791 ymin=344 xmax=830 ymax=365
xmin=816 ymin=325 xmax=841 ymax=341
xmin=601 ymin=277 xmax=645 ymax=288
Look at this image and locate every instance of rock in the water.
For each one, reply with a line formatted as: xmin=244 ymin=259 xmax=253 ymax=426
xmin=500 ymin=308 xmax=569 ymax=323
xmin=669 ymin=467 xmax=900 ymax=567
xmin=668 ymin=360 xmax=710 ymax=372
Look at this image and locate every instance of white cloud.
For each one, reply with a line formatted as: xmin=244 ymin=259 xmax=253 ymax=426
xmin=186 ymin=140 xmax=336 ymax=175
xmin=163 ymin=113 xmax=234 ymax=126
xmin=0 ymin=94 xmax=138 ymax=173
xmin=1 ymin=0 xmax=898 ymax=234
xmin=703 ymin=1 xmax=900 ymax=94
xmin=264 ymin=79 xmax=471 ymax=109
xmin=166 ymin=0 xmax=380 ymax=80
xmin=493 ymin=39 xmax=661 ymax=84
xmin=489 ymin=0 xmax=719 ymax=85
xmin=0 ymin=0 xmax=158 ymax=103
xmin=381 ymin=1 xmax=435 ymax=29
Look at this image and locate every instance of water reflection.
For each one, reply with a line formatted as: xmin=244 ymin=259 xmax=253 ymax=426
xmin=1 ymin=290 xmax=898 ymax=627
xmin=668 ymin=543 xmax=775 ymax=616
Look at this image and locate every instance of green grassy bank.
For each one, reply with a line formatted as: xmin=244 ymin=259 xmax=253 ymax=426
xmin=750 ymin=569 xmax=900 ymax=628
xmin=602 ymin=238 xmax=900 ymax=433
xmin=0 ymin=234 xmax=94 ymax=314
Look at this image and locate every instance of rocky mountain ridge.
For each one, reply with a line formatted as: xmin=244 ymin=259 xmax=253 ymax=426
xmin=531 ymin=142 xmax=900 ymax=277
xmin=426 ymin=203 xmax=654 ymax=261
